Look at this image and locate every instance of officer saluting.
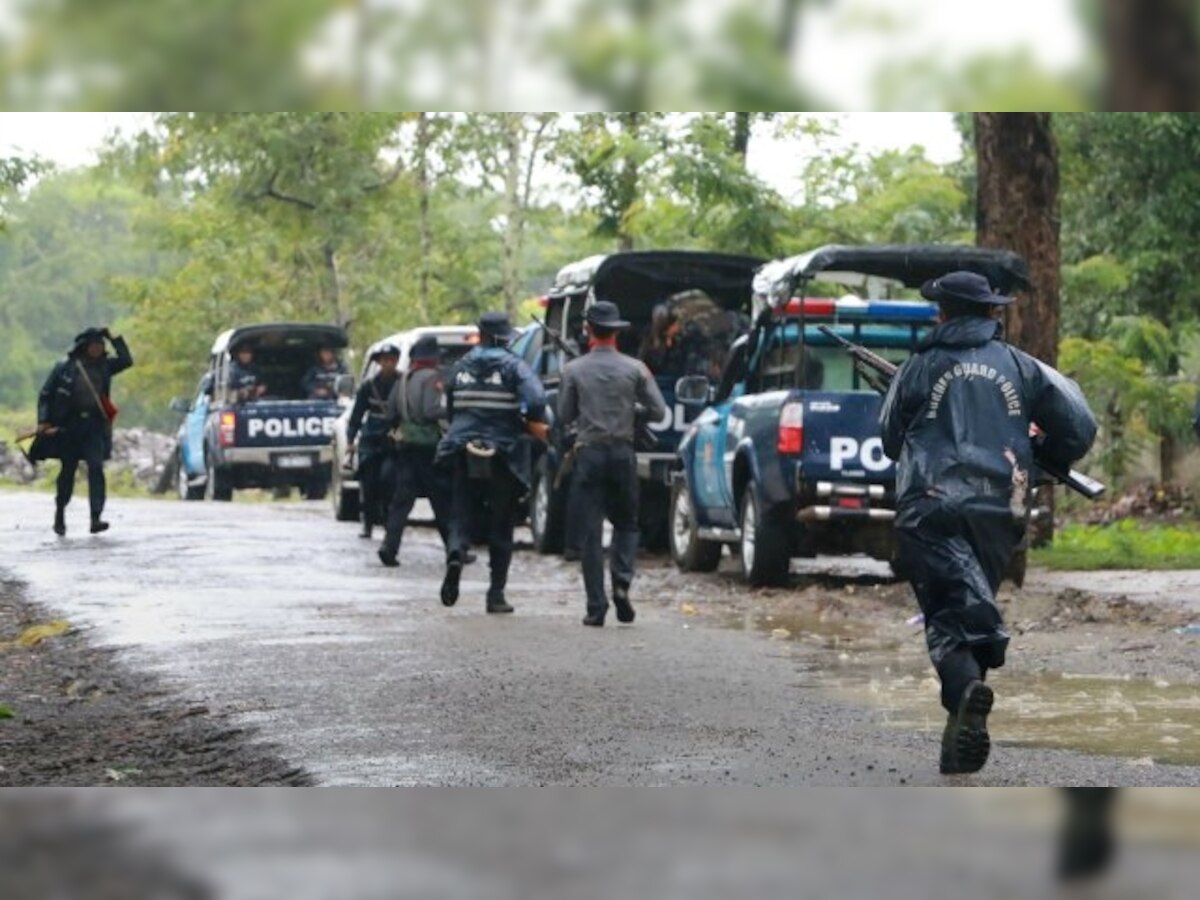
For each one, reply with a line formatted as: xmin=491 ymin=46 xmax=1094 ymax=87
xmin=880 ymin=271 xmax=1097 ymax=775
xmin=377 ymin=335 xmax=452 ymax=567
xmin=347 ymin=343 xmax=401 ymax=540
xmin=436 ymin=312 xmax=546 ymax=612
xmin=37 ymin=326 xmax=134 ymax=535
xmin=559 ymin=301 xmax=667 ymax=627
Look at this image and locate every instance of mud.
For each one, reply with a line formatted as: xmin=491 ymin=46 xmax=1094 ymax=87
xmin=0 ymin=578 xmax=311 ymax=786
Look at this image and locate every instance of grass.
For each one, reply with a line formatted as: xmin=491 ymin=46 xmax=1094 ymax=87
xmin=1033 ymin=520 xmax=1200 ymax=570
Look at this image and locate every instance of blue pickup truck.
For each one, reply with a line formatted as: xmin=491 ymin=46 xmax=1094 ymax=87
xmin=669 ymin=244 xmax=1031 ymax=585
xmin=508 ymin=250 xmax=764 ymax=553
xmin=173 ymin=323 xmax=349 ymax=501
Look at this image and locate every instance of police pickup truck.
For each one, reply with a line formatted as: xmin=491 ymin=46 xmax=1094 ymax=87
xmin=668 ymin=244 xmax=1031 ymax=585
xmin=173 ymin=323 xmax=348 ymax=501
xmin=508 ymin=250 xmax=764 ymax=553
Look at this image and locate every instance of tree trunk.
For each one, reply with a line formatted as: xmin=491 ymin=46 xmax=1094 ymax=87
xmin=732 ymin=112 xmax=752 ymax=163
xmin=1103 ymin=0 xmax=1200 ymax=111
xmin=501 ymin=113 xmax=522 ymax=317
xmin=323 ymin=240 xmax=348 ymax=333
xmin=415 ymin=113 xmax=432 ymax=323
xmin=975 ymin=112 xmax=1061 ymax=541
xmin=616 ymin=112 xmax=641 ymax=252
xmin=1160 ymin=432 xmax=1177 ymax=483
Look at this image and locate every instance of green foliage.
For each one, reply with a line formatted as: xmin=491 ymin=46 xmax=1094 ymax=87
xmin=0 ymin=704 xmax=14 ymax=720
xmin=1032 ymin=520 xmax=1200 ymax=570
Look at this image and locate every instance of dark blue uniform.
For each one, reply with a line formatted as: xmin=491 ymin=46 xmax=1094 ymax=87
xmin=227 ymin=360 xmax=263 ymax=403
xmin=301 ymin=359 xmax=347 ymax=399
xmin=880 ymin=315 xmax=1096 ymax=711
xmin=437 ymin=346 xmax=545 ymax=604
xmin=38 ymin=334 xmax=133 ymax=524
xmin=347 ymin=371 xmax=400 ymax=533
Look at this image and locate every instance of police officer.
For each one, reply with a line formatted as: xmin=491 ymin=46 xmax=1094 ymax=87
xmin=228 ymin=344 xmax=267 ymax=403
xmin=559 ymin=301 xmax=667 ymax=627
xmin=347 ymin=343 xmax=401 ymax=540
xmin=880 ymin=271 xmax=1097 ymax=775
xmin=36 ymin=326 xmax=134 ymax=535
xmin=377 ymin=335 xmax=452 ymax=567
xmin=302 ymin=346 xmax=347 ymax=400
xmin=436 ymin=312 xmax=546 ymax=612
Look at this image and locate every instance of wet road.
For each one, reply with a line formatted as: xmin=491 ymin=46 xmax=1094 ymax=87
xmin=2 ymin=491 xmax=1198 ymax=786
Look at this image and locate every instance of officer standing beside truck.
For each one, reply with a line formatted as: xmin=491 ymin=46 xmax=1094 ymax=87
xmin=377 ymin=335 xmax=452 ymax=568
xmin=436 ymin=312 xmax=546 ymax=613
xmin=559 ymin=301 xmax=667 ymax=627
xmin=879 ymin=271 xmax=1097 ymax=776
xmin=346 ymin=343 xmax=401 ymax=540
xmin=36 ymin=326 xmax=134 ymax=536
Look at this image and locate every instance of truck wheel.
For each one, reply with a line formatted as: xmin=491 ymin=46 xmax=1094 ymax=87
xmin=303 ymin=479 xmax=328 ymax=502
xmin=739 ymin=484 xmax=790 ymax=587
xmin=669 ymin=479 xmax=721 ymax=572
xmin=204 ymin=453 xmax=233 ymax=502
xmin=530 ymin=456 xmax=565 ymax=554
xmin=331 ymin=463 xmax=360 ymax=522
xmin=176 ymin=449 xmax=204 ymax=501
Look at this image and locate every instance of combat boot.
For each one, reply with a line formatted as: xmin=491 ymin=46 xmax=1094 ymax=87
xmin=612 ymin=583 xmax=635 ymax=624
xmin=90 ymin=516 xmax=109 ymax=534
xmin=359 ymin=520 xmax=373 ymax=540
xmin=440 ymin=554 xmax=463 ymax=607
xmin=53 ymin=505 xmax=66 ymax=536
xmin=939 ymin=680 xmax=994 ymax=775
xmin=486 ymin=588 xmax=514 ymax=614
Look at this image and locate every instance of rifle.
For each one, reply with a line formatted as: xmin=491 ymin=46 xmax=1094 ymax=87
xmin=529 ymin=313 xmax=579 ymax=361
xmin=817 ymin=324 xmax=1106 ymax=501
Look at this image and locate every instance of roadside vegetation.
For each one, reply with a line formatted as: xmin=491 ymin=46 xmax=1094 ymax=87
xmin=1032 ymin=521 xmax=1200 ymax=571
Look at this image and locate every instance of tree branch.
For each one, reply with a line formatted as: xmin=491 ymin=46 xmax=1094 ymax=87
xmin=261 ymin=172 xmax=317 ymax=210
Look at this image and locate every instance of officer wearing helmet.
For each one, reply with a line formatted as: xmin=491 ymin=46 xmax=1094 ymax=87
xmin=880 ymin=270 xmax=1097 ymax=775
xmin=436 ymin=312 xmax=546 ymax=613
xmin=559 ymin=301 xmax=667 ymax=627
xmin=36 ymin=326 xmax=134 ymax=535
xmin=347 ymin=342 xmax=401 ymax=540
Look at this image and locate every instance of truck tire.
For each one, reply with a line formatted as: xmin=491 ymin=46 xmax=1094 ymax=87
xmin=739 ymin=484 xmax=790 ymax=587
xmin=530 ymin=456 xmax=565 ymax=554
xmin=204 ymin=453 xmax=233 ymax=502
xmin=176 ymin=449 xmax=204 ymax=501
xmin=668 ymin=478 xmax=721 ymax=573
xmin=331 ymin=463 xmax=360 ymax=522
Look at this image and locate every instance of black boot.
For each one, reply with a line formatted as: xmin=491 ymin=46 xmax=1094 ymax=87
xmin=377 ymin=547 xmax=399 ymax=568
xmin=53 ymin=505 xmax=66 ymax=536
xmin=612 ymin=583 xmax=635 ymax=624
xmin=440 ymin=554 xmax=463 ymax=607
xmin=89 ymin=516 xmax=109 ymax=534
xmin=359 ymin=520 xmax=373 ymax=540
xmin=939 ymin=680 xmax=994 ymax=775
xmin=486 ymin=587 xmax=514 ymax=614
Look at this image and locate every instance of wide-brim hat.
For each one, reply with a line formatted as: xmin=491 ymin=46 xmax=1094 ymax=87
xmin=920 ymin=271 xmax=1013 ymax=307
xmin=370 ymin=342 xmax=402 ymax=361
xmin=71 ymin=327 xmax=106 ymax=353
xmin=585 ymin=300 xmax=630 ymax=329
xmin=478 ymin=311 xmax=516 ymax=341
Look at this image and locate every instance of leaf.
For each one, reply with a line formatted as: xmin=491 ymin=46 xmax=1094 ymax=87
xmin=17 ymin=620 xmax=71 ymax=647
xmin=0 ymin=705 xmax=15 ymax=719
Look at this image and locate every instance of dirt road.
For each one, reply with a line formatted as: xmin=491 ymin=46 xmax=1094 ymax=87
xmin=1 ymin=491 xmax=1197 ymax=785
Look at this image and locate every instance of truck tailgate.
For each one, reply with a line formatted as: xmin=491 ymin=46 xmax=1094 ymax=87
xmin=233 ymin=401 xmax=341 ymax=448
xmin=798 ymin=391 xmax=893 ymax=482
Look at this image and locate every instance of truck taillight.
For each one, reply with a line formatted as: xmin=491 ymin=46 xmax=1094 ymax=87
xmin=777 ymin=401 xmax=804 ymax=454
xmin=218 ymin=411 xmax=237 ymax=447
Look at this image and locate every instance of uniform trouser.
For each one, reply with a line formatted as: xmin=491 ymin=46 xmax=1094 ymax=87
xmin=381 ymin=445 xmax=451 ymax=556
xmin=358 ymin=440 xmax=389 ymax=527
xmin=56 ymin=419 xmax=107 ymax=519
xmin=571 ymin=442 xmax=639 ymax=618
xmin=897 ymin=512 xmax=1017 ymax=713
xmin=446 ymin=451 xmax=519 ymax=593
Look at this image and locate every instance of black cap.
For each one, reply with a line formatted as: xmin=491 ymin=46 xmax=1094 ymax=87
xmin=920 ymin=271 xmax=1013 ymax=307
xmin=585 ymin=300 xmax=630 ymax=329
xmin=478 ymin=311 xmax=516 ymax=341
xmin=371 ymin=342 xmax=402 ymax=361
xmin=71 ymin=327 xmax=106 ymax=352
xmin=410 ymin=335 xmax=439 ymax=361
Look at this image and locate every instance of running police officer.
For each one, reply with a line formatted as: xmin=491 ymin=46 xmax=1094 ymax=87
xmin=302 ymin=346 xmax=347 ymax=400
xmin=559 ymin=301 xmax=667 ymax=627
xmin=347 ymin=342 xmax=401 ymax=540
xmin=377 ymin=335 xmax=452 ymax=568
xmin=228 ymin=343 xmax=266 ymax=403
xmin=36 ymin=326 xmax=134 ymax=535
xmin=436 ymin=312 xmax=546 ymax=612
xmin=880 ymin=271 xmax=1097 ymax=775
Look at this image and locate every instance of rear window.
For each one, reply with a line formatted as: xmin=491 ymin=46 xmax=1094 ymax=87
xmin=755 ymin=323 xmax=929 ymax=393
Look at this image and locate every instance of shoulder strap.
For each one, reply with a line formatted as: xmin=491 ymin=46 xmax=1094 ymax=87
xmin=399 ymin=369 xmax=411 ymax=423
xmin=74 ymin=359 xmax=105 ymax=409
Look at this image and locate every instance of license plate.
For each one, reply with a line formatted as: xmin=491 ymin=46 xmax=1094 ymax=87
xmin=276 ymin=454 xmax=313 ymax=469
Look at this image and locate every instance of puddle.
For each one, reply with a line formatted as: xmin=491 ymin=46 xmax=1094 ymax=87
xmin=726 ymin=609 xmax=1200 ymax=766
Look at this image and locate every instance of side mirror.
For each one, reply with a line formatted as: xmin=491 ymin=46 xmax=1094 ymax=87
xmin=335 ymin=374 xmax=356 ymax=399
xmin=675 ymin=375 xmax=712 ymax=407
xmin=168 ymin=397 xmax=190 ymax=414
